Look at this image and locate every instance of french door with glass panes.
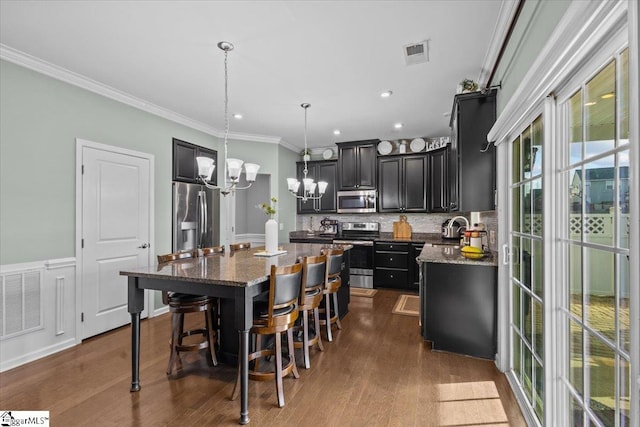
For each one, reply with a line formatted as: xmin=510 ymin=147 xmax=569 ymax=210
xmin=558 ymin=47 xmax=631 ymax=427
xmin=508 ymin=115 xmax=545 ymax=424
xmin=506 ymin=45 xmax=633 ymax=427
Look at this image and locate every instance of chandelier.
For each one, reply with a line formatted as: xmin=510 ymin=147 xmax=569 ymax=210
xmin=196 ymin=41 xmax=259 ymax=195
xmin=287 ymin=103 xmax=327 ymax=201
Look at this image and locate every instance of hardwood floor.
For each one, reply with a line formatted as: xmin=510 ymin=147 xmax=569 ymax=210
xmin=0 ymin=289 xmax=525 ymax=426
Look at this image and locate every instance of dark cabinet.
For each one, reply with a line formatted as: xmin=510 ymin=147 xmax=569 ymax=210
xmin=427 ymin=148 xmax=449 ymax=213
xmin=421 ymin=262 xmax=497 ymax=359
xmin=378 ymin=154 xmax=427 ymax=213
xmin=449 ymin=90 xmax=497 ymax=212
xmin=337 ymin=140 xmax=378 ymax=190
xmin=172 ymin=138 xmax=217 ymax=185
xmin=374 ymin=242 xmax=414 ymax=290
xmin=410 ymin=243 xmax=425 ymax=288
xmin=295 ymin=160 xmax=338 ymax=214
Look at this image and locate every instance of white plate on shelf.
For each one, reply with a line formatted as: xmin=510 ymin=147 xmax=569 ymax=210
xmin=377 ymin=140 xmax=392 ymax=155
xmin=410 ymin=138 xmax=426 ymax=152
xmin=322 ymin=148 xmax=333 ymax=160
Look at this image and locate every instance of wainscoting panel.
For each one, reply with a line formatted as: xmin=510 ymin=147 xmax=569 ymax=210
xmin=0 ymin=258 xmax=76 ymax=372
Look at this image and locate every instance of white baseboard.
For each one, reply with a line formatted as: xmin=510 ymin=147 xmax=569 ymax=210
xmin=0 ymin=337 xmax=76 ymax=373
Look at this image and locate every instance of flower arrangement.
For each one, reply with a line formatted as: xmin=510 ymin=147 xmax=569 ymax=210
xmin=259 ymin=197 xmax=277 ymax=219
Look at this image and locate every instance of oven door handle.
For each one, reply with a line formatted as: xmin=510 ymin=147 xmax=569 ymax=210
xmin=333 ymin=240 xmax=374 ymax=247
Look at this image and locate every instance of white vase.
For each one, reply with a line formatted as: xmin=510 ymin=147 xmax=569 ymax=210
xmin=265 ymin=218 xmax=278 ymax=253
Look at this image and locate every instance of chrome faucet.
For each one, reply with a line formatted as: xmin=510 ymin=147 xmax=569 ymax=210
xmin=448 ymin=215 xmax=469 ymax=231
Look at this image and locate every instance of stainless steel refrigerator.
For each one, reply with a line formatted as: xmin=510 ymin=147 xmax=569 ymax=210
xmin=172 ymin=182 xmax=220 ymax=252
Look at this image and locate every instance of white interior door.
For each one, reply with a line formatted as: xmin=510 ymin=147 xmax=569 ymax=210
xmin=81 ymin=143 xmax=151 ymax=339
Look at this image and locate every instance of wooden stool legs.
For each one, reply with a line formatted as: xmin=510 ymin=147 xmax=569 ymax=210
xmin=231 ymin=330 xmax=300 ymax=407
xmin=166 ymin=297 xmax=217 ymax=376
xmin=321 ymin=291 xmax=342 ymax=342
xmin=294 ymin=307 xmax=324 ymax=369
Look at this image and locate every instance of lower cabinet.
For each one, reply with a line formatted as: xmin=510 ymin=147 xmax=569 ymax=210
xmin=420 ymin=261 xmax=497 ymax=359
xmin=410 ymin=243 xmax=425 ymax=288
xmin=373 ymin=242 xmax=415 ymax=290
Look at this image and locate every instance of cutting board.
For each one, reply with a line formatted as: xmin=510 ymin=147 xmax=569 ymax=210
xmin=393 ymin=215 xmax=412 ymax=239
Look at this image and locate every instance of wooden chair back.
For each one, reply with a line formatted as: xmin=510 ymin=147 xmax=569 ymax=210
xmin=230 ymin=242 xmax=251 ymax=252
xmin=200 ymin=245 xmax=225 ymax=256
xmin=299 ymin=255 xmax=326 ymax=309
xmin=320 ymin=248 xmax=343 ymax=293
xmin=157 ymin=250 xmax=195 ymax=264
xmin=157 ymin=250 xmax=196 ymax=304
xmin=264 ymin=263 xmax=302 ymax=330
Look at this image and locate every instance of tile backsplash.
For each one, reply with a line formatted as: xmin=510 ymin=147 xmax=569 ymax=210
xmin=296 ymin=210 xmax=498 ymax=251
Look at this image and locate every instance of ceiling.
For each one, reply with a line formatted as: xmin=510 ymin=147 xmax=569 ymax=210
xmin=0 ymin=1 xmax=505 ymax=151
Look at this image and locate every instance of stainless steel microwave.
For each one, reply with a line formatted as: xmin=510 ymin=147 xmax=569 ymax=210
xmin=337 ymin=190 xmax=377 ymax=213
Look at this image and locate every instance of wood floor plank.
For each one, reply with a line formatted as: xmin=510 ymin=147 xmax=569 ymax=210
xmin=0 ymin=289 xmax=525 ymax=426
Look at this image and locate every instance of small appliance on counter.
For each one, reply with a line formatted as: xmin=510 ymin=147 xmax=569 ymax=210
xmin=441 ymin=219 xmax=464 ymax=240
xmin=319 ymin=217 xmax=339 ymax=236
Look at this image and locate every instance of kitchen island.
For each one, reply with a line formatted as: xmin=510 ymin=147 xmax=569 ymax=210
xmin=417 ymin=245 xmax=498 ymax=360
xmin=120 ymin=243 xmax=350 ymax=425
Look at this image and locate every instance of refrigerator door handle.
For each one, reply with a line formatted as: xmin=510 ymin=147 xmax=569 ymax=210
xmin=202 ymin=190 xmax=208 ymax=239
xmin=197 ymin=191 xmax=205 ymax=249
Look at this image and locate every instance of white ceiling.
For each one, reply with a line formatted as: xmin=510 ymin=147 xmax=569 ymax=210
xmin=0 ymin=1 xmax=505 ymax=151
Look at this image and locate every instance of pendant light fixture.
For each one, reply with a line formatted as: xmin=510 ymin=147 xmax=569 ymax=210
xmin=196 ymin=41 xmax=259 ymax=195
xmin=287 ymin=103 xmax=327 ymax=201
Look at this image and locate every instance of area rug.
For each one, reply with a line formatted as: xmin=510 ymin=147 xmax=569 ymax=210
xmin=350 ymin=288 xmax=377 ymax=298
xmin=392 ymin=294 xmax=420 ymax=316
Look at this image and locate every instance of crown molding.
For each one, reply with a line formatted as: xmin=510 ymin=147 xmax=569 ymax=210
xmin=477 ymin=0 xmax=521 ymax=87
xmin=226 ymin=131 xmax=282 ymax=145
xmin=278 ymin=139 xmax=301 ymax=153
xmin=0 ymin=44 xmax=288 ymax=148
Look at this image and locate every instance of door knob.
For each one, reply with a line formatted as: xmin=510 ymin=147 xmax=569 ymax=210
xmin=138 ymin=243 xmax=149 ymax=249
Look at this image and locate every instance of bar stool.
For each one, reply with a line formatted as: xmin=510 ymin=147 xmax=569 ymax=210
xmin=319 ymin=248 xmax=344 ymax=342
xmin=157 ymin=250 xmax=219 ymax=375
xmin=199 ymin=245 xmax=225 ymax=256
xmin=230 ymin=242 xmax=251 ymax=252
xmin=232 ymin=263 xmax=302 ymax=408
xmin=293 ymin=255 xmax=326 ymax=369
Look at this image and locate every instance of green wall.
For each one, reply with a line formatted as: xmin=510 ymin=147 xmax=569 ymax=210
xmin=0 ymin=59 xmax=296 ymax=264
xmin=492 ymin=0 xmax=571 ymax=113
xmin=223 ymin=138 xmax=298 ymax=243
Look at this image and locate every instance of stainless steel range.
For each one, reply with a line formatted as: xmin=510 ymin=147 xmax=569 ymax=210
xmin=333 ymin=222 xmax=379 ymax=289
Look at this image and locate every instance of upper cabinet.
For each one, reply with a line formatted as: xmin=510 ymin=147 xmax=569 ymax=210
xmin=449 ymin=90 xmax=497 ymax=212
xmin=337 ymin=140 xmax=378 ymax=190
xmin=378 ymin=154 xmax=428 ymax=213
xmin=173 ymin=138 xmax=217 ymax=185
xmin=427 ymin=147 xmax=449 ymax=213
xmin=296 ymin=160 xmax=338 ymax=214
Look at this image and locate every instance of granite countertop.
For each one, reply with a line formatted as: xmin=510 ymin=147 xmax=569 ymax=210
xmin=289 ymin=231 xmax=461 ymax=246
xmin=417 ymin=245 xmax=498 ymax=267
xmin=120 ymin=243 xmax=351 ymax=287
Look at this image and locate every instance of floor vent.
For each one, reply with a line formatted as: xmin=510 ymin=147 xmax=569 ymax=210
xmin=404 ymin=40 xmax=430 ymax=65
xmin=1 ymin=270 xmax=43 ymax=338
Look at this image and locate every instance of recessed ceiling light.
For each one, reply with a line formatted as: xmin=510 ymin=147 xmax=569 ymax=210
xmin=333 ymin=129 xmax=341 ymax=135
xmin=233 ymin=113 xmax=243 ymax=119
xmin=584 ymin=101 xmax=597 ymax=106
xmin=600 ymin=92 xmax=614 ymax=99
xmin=394 ymin=123 xmax=403 ymax=129
xmin=380 ymin=91 xmax=393 ymax=98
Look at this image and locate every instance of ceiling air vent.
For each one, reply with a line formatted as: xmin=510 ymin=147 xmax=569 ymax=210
xmin=404 ymin=40 xmax=430 ymax=65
